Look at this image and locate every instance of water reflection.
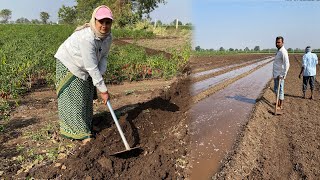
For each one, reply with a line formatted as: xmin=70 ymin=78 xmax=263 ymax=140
xmin=191 ymin=58 xmax=273 ymax=96
xmin=225 ymin=95 xmax=256 ymax=104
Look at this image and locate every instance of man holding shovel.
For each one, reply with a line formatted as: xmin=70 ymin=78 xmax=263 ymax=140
xmin=273 ymin=36 xmax=290 ymax=113
xmin=299 ymin=46 xmax=318 ymax=99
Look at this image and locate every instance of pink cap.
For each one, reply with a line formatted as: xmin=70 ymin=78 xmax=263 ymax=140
xmin=95 ymin=6 xmax=113 ymax=20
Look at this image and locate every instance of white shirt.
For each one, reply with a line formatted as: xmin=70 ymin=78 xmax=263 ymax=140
xmin=273 ymin=46 xmax=290 ymax=79
xmin=54 ymin=27 xmax=112 ymax=92
xmin=302 ymin=52 xmax=318 ymax=76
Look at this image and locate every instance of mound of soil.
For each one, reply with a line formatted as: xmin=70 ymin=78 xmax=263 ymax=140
xmin=26 ymin=76 xmax=192 ymax=179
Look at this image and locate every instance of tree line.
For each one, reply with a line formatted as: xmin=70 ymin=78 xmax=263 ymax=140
xmin=0 ymin=9 xmax=50 ymax=24
xmin=195 ymin=45 xmax=320 ymax=53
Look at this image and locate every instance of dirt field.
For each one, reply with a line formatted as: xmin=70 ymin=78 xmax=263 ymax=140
xmin=213 ymin=54 xmax=320 ymax=179
xmin=1 ymin=52 xmax=319 ymax=179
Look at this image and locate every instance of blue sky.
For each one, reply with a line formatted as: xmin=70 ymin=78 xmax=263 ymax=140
xmin=0 ymin=0 xmax=76 ymax=23
xmin=2 ymin=0 xmax=318 ymax=50
xmin=193 ymin=0 xmax=320 ymax=49
xmin=149 ymin=0 xmax=191 ymax=25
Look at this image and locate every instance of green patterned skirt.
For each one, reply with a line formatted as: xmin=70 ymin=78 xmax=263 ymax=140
xmin=56 ymin=60 xmax=94 ymax=140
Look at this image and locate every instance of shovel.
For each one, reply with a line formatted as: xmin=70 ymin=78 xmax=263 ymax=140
xmin=274 ymin=78 xmax=282 ymax=115
xmin=106 ymin=100 xmax=141 ymax=156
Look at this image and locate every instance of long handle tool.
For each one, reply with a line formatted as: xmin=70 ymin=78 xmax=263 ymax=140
xmin=106 ymin=100 xmax=141 ymax=156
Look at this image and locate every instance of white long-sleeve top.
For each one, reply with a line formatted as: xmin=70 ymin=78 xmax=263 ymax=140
xmin=273 ymin=46 xmax=290 ymax=79
xmin=54 ymin=27 xmax=112 ymax=92
xmin=302 ymin=52 xmax=318 ymax=76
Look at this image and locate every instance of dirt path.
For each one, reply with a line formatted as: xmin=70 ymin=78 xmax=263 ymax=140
xmin=213 ymin=54 xmax=320 ymax=179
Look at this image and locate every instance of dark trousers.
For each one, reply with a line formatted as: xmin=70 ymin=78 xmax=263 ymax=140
xmin=303 ymin=76 xmax=315 ymax=92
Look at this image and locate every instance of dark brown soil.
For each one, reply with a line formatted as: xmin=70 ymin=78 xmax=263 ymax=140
xmin=23 ymin=76 xmax=191 ymax=179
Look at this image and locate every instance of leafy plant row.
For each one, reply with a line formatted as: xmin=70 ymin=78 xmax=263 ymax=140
xmin=0 ymin=24 xmax=189 ymax=100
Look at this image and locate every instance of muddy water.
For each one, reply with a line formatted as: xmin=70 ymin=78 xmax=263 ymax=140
xmin=190 ymin=58 xmax=273 ymax=96
xmin=191 ymin=57 xmax=268 ymax=78
xmin=189 ymin=61 xmax=273 ymax=180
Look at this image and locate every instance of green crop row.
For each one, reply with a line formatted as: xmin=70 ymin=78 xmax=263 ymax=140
xmin=0 ymin=24 xmax=189 ymax=100
xmin=112 ymin=29 xmax=155 ymax=39
xmin=0 ymin=24 xmax=75 ymax=98
xmin=106 ymin=43 xmax=190 ymax=83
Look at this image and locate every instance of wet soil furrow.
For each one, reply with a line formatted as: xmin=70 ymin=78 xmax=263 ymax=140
xmin=213 ymin=54 xmax=320 ymax=179
xmin=189 ymin=61 xmax=273 ymax=179
xmin=190 ymin=58 xmax=273 ymax=96
xmin=191 ymin=58 xmax=265 ymax=79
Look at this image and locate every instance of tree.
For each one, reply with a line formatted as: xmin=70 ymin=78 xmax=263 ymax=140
xmin=244 ymin=47 xmax=250 ymax=52
xmin=16 ymin=17 xmax=30 ymax=24
xmin=156 ymin=20 xmax=162 ymax=26
xmin=171 ymin=19 xmax=182 ymax=26
xmin=116 ymin=3 xmax=140 ymax=27
xmin=75 ymin=0 xmax=165 ymax=26
xmin=294 ymin=48 xmax=302 ymax=52
xmin=195 ymin=46 xmax=201 ymax=51
xmin=0 ymin=9 xmax=12 ymax=23
xmin=58 ymin=5 xmax=77 ymax=24
xmin=219 ymin=47 xmax=225 ymax=51
xmin=31 ymin=19 xmax=41 ymax=24
xmin=75 ymin=0 xmax=139 ymax=27
xmin=131 ymin=0 xmax=166 ymax=18
xmin=40 ymin=12 xmax=50 ymax=24
xmin=254 ymin=46 xmax=260 ymax=51
xmin=229 ymin=48 xmax=234 ymax=51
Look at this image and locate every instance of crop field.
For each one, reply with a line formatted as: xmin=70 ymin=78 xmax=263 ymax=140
xmin=0 ymin=24 xmax=193 ymax=179
xmin=0 ymin=23 xmax=319 ymax=180
xmin=0 ymin=24 xmax=189 ymax=99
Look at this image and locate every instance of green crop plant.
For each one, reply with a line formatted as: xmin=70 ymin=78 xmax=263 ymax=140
xmin=0 ymin=125 xmax=4 ymax=132
xmin=0 ymin=24 xmax=185 ymax=99
xmin=0 ymin=99 xmax=10 ymax=122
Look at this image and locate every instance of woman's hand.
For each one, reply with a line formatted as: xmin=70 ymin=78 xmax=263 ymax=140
xmin=100 ymin=91 xmax=109 ymax=104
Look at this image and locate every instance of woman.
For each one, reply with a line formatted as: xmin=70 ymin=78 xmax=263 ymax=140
xmin=54 ymin=5 xmax=113 ymax=144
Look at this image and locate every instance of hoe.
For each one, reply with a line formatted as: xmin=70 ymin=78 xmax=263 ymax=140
xmin=106 ymin=100 xmax=141 ymax=156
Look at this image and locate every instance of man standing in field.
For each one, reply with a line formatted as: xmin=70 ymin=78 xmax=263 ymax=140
xmin=273 ymin=36 xmax=290 ymax=111
xmin=299 ymin=46 xmax=318 ymax=99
